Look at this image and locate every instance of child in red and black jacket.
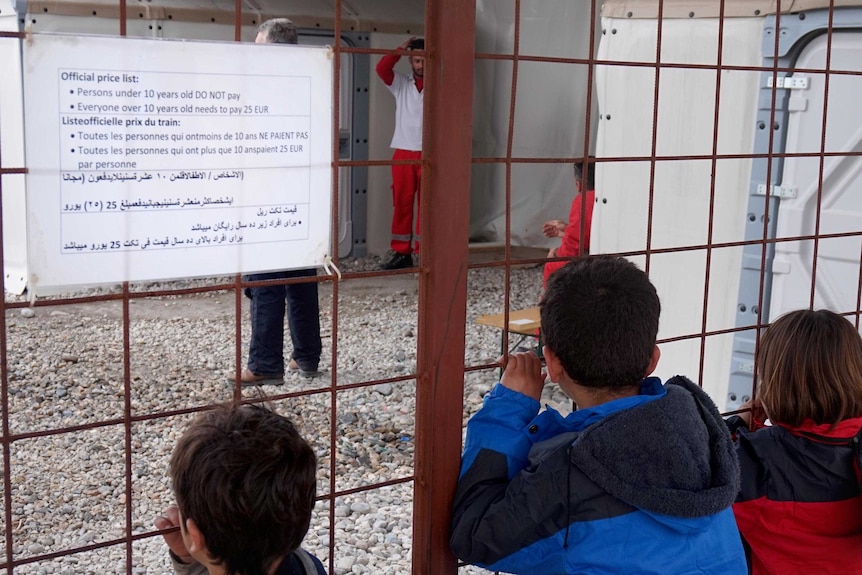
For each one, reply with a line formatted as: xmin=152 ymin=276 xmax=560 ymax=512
xmin=729 ymin=309 xmax=862 ymax=575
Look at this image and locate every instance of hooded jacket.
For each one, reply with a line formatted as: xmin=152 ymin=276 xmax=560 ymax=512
xmin=450 ymin=376 xmax=747 ymax=574
xmin=733 ymin=417 xmax=862 ymax=574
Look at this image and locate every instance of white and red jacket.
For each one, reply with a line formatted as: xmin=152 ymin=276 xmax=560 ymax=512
xmin=376 ymin=53 xmax=423 ymax=151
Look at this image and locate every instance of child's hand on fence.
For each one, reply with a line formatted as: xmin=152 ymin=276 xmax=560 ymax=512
xmin=154 ymin=505 xmax=195 ymax=565
xmin=500 ymin=351 xmax=545 ymax=401
xmin=737 ymin=398 xmax=768 ymax=428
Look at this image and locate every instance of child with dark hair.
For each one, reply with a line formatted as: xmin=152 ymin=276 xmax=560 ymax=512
xmin=154 ymin=404 xmax=326 ymax=575
xmin=450 ymin=255 xmax=746 ymax=574
xmin=730 ymin=309 xmax=862 ymax=574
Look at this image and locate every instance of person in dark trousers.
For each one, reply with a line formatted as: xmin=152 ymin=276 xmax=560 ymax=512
xmin=236 ymin=18 xmax=322 ymax=386
xmin=376 ymin=37 xmax=424 ymax=270
xmin=728 ymin=309 xmax=862 ymax=574
xmin=450 ymin=255 xmax=746 ymax=574
xmin=155 ymin=403 xmax=326 ymax=575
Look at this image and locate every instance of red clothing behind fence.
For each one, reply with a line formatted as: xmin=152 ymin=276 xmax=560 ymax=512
xmin=733 ymin=417 xmax=862 ymax=575
xmin=390 ymin=149 xmax=422 ymax=254
xmin=377 ymin=52 xmax=423 ymax=255
xmin=543 ymin=190 xmax=595 ymax=286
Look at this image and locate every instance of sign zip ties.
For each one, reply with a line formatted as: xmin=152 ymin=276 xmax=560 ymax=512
xmin=322 ymin=255 xmax=342 ymax=280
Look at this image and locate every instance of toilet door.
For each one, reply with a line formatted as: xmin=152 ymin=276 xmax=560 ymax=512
xmin=769 ymin=32 xmax=862 ymax=320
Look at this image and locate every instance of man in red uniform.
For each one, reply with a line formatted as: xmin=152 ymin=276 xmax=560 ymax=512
xmin=376 ymin=37 xmax=424 ymax=270
xmin=542 ymin=158 xmax=596 ymax=287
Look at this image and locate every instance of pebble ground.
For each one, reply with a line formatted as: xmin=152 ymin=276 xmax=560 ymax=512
xmin=3 ymin=256 xmax=569 ymax=574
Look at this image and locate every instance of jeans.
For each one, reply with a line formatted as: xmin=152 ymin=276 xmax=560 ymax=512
xmin=245 ymin=269 xmax=321 ymax=374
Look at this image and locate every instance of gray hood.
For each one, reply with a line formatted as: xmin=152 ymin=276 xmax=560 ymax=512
xmin=569 ymin=376 xmax=741 ymax=518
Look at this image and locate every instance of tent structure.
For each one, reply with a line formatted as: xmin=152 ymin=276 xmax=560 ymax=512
xmin=25 ymin=0 xmax=423 ymax=32
xmin=603 ymin=0 xmax=862 ymax=18
xmin=596 ymin=0 xmax=862 ymax=407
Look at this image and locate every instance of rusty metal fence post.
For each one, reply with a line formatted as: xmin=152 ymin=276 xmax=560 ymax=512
xmin=413 ymin=0 xmax=476 ymax=573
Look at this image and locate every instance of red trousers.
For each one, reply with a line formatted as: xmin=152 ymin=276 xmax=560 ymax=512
xmin=390 ymin=149 xmax=422 ymax=254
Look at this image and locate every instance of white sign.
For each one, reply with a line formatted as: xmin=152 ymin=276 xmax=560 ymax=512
xmin=23 ymin=33 xmax=333 ymax=291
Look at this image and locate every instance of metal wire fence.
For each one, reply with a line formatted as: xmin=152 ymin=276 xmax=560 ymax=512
xmin=0 ymin=0 xmax=860 ymax=574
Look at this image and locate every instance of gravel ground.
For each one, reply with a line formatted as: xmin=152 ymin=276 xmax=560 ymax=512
xmin=1 ymin=256 xmax=571 ymax=575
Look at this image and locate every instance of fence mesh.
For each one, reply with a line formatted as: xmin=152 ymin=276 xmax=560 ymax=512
xmin=0 ymin=1 xmax=860 ymax=574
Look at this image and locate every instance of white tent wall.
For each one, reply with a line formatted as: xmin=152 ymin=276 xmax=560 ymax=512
xmin=595 ymin=15 xmax=764 ymax=403
xmin=0 ymin=0 xmax=28 ymax=294
xmin=469 ymin=0 xmax=600 ymax=246
xmin=25 ymin=0 xmax=424 ymax=33
xmin=602 ymin=0 xmax=862 ymax=18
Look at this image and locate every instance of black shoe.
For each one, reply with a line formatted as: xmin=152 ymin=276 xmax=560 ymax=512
xmin=381 ymin=251 xmax=413 ymax=270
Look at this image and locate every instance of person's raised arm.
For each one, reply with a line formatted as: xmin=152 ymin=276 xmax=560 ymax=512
xmin=376 ymin=37 xmax=414 ymax=86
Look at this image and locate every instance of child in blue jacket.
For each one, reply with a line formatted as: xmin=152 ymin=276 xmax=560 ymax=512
xmin=450 ymin=255 xmax=746 ymax=574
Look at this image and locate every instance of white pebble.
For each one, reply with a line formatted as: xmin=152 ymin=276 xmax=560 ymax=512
xmin=349 ymin=502 xmax=371 ymax=514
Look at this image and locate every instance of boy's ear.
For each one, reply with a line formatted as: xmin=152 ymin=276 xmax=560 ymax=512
xmin=645 ymin=345 xmax=661 ymax=376
xmin=542 ymin=346 xmax=565 ymax=383
xmin=184 ymin=517 xmax=207 ymax=556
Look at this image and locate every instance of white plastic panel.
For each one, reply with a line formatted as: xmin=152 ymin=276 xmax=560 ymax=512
xmin=595 ymin=16 xmax=764 ymax=403
xmin=12 ymin=12 xmax=358 ymax=281
xmin=0 ymin=2 xmax=29 ymax=294
xmin=602 ymin=0 xmax=862 ymax=19
xmin=23 ymin=34 xmax=333 ymax=291
xmin=771 ymin=32 xmax=862 ymax=318
xmin=26 ymin=0 xmax=424 ymax=33
xmin=302 ymin=33 xmax=353 ymax=259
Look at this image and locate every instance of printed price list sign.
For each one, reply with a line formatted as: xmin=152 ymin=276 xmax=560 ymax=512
xmin=23 ymin=34 xmax=332 ymax=291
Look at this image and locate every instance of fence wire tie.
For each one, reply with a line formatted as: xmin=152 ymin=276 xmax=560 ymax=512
xmin=27 ymin=274 xmax=37 ymax=307
xmin=322 ymin=255 xmax=342 ymax=280
xmin=326 ymin=44 xmax=334 ymax=59
xmin=25 ymin=24 xmax=33 ymax=45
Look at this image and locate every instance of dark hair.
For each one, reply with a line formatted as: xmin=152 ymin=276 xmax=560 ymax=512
xmin=757 ymin=309 xmax=862 ymax=427
xmin=258 ymin=18 xmax=298 ymax=45
xmin=408 ymin=38 xmax=425 ymax=51
xmin=541 ymin=256 xmax=660 ymax=388
xmin=170 ymin=404 xmax=317 ymax=575
xmin=574 ymin=156 xmax=595 ymax=190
